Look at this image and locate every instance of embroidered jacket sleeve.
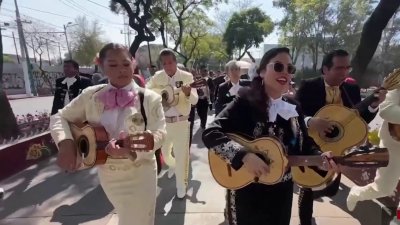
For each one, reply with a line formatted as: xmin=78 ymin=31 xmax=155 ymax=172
xmin=183 ymin=74 xmax=199 ymax=105
xmin=350 ymin=84 xmax=377 ymax=123
xmin=202 ymin=97 xmax=248 ymax=170
xmin=135 ymin=91 xmax=167 ymax=161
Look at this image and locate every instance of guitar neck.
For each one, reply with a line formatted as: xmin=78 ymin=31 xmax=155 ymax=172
xmin=354 ymin=88 xmax=383 ymax=111
xmin=287 ymin=153 xmax=388 ymax=168
xmin=287 ymin=155 xmax=326 ymax=167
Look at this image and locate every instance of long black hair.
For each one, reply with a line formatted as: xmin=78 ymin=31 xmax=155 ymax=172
xmin=240 ymin=47 xmax=291 ymax=114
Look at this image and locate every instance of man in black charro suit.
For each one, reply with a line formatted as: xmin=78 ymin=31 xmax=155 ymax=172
xmin=51 ymin=60 xmax=92 ymax=115
xmin=214 ymin=60 xmax=250 ymax=115
xmin=295 ymin=49 xmax=387 ymax=225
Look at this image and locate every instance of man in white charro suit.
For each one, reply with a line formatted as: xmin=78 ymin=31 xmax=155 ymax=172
xmin=146 ymin=49 xmax=198 ymax=198
xmin=347 ymin=88 xmax=399 ymax=211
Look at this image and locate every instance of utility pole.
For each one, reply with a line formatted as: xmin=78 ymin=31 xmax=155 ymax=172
xmin=14 ymin=0 xmax=36 ymax=96
xmin=58 ymin=42 xmax=62 ymax=64
xmin=165 ymin=0 xmax=169 ymax=47
xmin=121 ymin=29 xmax=135 ymax=47
xmin=63 ymin=24 xmax=72 ymax=60
xmin=11 ymin=32 xmax=20 ymax=63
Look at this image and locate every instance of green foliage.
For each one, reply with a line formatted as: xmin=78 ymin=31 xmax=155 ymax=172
xmin=223 ymin=7 xmax=274 ymax=60
xmin=3 ymin=55 xmax=13 ymax=63
xmin=70 ymin=16 xmax=105 ymax=66
xmin=275 ymin=0 xmax=372 ymax=66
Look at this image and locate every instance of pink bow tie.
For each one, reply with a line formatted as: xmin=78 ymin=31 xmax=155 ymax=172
xmin=97 ymin=88 xmax=137 ymax=110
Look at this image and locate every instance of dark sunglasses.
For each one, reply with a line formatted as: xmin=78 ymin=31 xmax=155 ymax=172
xmin=268 ymin=62 xmax=296 ymax=74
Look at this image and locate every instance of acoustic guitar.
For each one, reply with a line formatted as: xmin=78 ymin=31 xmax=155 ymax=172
xmin=153 ymin=78 xmax=207 ymax=111
xmin=69 ymin=122 xmax=154 ymax=170
xmin=208 ymin=133 xmax=389 ymax=190
xmin=291 ymin=68 xmax=400 ymax=188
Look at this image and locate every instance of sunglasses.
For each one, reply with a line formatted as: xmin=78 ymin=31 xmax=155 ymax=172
xmin=268 ymin=62 xmax=296 ymax=74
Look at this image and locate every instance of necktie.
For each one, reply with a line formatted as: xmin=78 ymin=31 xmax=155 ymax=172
xmin=97 ymin=88 xmax=137 ymax=110
xmin=326 ymin=86 xmax=342 ymax=104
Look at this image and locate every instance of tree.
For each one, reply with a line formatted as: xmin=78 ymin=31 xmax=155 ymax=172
xmin=0 ymin=0 xmax=19 ymax=140
xmin=223 ymin=7 xmax=274 ymax=60
xmin=176 ymin=11 xmax=213 ymax=66
xmin=182 ymin=34 xmax=229 ymax=68
xmin=110 ymin=0 xmax=155 ymax=56
xmin=25 ymin=26 xmax=56 ymax=68
xmin=214 ymin=0 xmax=256 ymax=33
xmin=151 ymin=0 xmax=223 ymax=63
xmin=351 ymin=0 xmax=400 ymax=81
xmin=69 ymin=16 xmax=105 ymax=66
xmin=274 ymin=0 xmax=372 ymax=69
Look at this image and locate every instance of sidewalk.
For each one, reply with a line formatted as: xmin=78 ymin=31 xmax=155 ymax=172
xmin=0 ymin=115 xmax=395 ymax=225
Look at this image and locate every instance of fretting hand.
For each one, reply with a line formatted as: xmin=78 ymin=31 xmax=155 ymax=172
xmin=181 ymin=85 xmax=191 ymax=96
xmin=105 ymin=131 xmax=131 ymax=158
xmin=319 ymin=151 xmax=340 ymax=173
xmin=370 ymin=89 xmax=387 ymax=108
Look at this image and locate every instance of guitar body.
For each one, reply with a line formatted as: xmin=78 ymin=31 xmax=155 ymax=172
xmin=153 ymin=85 xmax=177 ymax=111
xmin=69 ymin=123 xmax=109 ymax=170
xmin=208 ymin=133 xmax=288 ymax=190
xmin=292 ymin=105 xmax=368 ymax=189
xmin=309 ymin=105 xmax=368 ymax=155
xmin=291 ymin=167 xmax=336 ymax=190
xmin=153 ymin=79 xmax=207 ymax=115
xmin=388 ymin=123 xmax=400 ymax=141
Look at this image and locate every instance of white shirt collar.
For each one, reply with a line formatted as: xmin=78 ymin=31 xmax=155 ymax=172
xmin=268 ymin=97 xmax=299 ymax=122
xmin=61 ymin=76 xmax=77 ymax=88
xmin=229 ymin=81 xmax=242 ymax=96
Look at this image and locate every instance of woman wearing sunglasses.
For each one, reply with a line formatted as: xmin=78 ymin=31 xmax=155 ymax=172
xmin=202 ymin=47 xmax=338 ymax=225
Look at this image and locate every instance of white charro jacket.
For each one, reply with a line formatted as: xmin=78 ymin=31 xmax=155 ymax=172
xmin=49 ymin=82 xmax=167 ymax=162
xmin=146 ymin=69 xmax=198 ymax=116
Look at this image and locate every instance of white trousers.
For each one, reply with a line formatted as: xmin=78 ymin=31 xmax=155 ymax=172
xmin=349 ymin=122 xmax=400 ymax=201
xmin=98 ymin=158 xmax=157 ymax=225
xmin=162 ymin=120 xmax=190 ymax=190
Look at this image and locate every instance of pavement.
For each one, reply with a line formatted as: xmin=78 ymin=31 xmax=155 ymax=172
xmin=0 ymin=105 xmax=397 ymax=225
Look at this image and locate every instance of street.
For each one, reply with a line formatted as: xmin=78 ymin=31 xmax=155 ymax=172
xmin=0 ymin=99 xmax=392 ymax=225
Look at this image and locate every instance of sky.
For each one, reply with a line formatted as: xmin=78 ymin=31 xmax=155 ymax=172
xmin=0 ymin=0 xmax=283 ymax=61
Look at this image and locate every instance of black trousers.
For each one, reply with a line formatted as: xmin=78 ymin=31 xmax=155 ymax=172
xmin=298 ymin=173 xmax=342 ymax=225
xmin=196 ymin=98 xmax=209 ymax=129
xmin=226 ymin=180 xmax=293 ymax=225
xmin=155 ymin=149 xmax=162 ymax=174
xmin=189 ymin=106 xmax=196 ymax=146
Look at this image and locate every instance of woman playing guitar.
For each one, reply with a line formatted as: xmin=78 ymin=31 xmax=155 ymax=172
xmin=49 ymin=43 xmax=166 ymax=225
xmin=202 ymin=47 xmax=339 ymax=225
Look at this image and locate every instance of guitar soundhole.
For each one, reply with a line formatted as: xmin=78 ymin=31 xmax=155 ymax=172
xmin=325 ymin=126 xmax=340 ymax=139
xmin=320 ymin=121 xmax=344 ymax=142
xmin=78 ymin=137 xmax=89 ymax=158
xmin=161 ymin=92 xmax=168 ymax=101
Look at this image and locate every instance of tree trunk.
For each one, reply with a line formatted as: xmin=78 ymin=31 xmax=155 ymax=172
xmin=351 ymin=0 xmax=400 ymax=82
xmin=0 ymin=27 xmax=20 ymax=140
